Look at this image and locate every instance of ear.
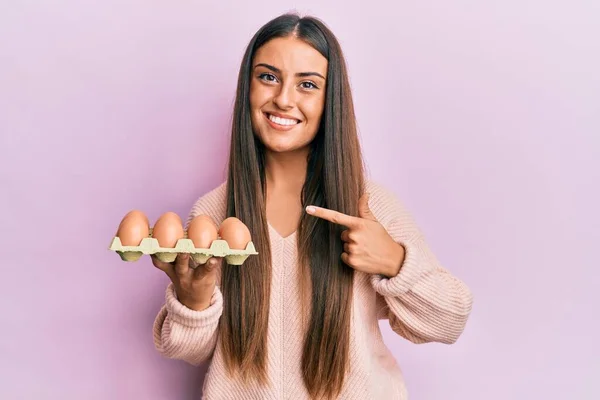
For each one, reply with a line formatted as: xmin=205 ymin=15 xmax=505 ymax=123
xmin=358 ymin=193 xmax=376 ymax=221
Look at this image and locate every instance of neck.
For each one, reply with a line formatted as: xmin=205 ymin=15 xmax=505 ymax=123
xmin=265 ymin=148 xmax=309 ymax=192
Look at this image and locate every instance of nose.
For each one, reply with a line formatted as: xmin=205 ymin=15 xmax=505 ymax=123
xmin=272 ymin=83 xmax=295 ymax=110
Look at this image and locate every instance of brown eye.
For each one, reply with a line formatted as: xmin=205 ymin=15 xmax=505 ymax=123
xmin=300 ymin=81 xmax=318 ymax=89
xmin=259 ymin=73 xmax=277 ymax=82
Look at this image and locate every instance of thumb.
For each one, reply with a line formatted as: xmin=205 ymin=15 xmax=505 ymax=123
xmin=358 ymin=193 xmax=376 ymax=221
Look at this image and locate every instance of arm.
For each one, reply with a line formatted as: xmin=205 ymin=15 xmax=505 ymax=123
xmin=369 ymin=186 xmax=473 ymax=345
xmin=305 ymin=181 xmax=473 ymax=344
xmin=153 ymin=183 xmax=227 ymax=364
xmin=153 ymin=282 xmax=222 ymax=365
xmin=371 ymin=232 xmax=473 ymax=344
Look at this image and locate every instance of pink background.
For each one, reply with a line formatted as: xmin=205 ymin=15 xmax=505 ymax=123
xmin=1 ymin=1 xmax=598 ymax=399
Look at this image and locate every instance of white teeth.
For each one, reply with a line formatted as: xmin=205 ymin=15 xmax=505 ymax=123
xmin=268 ymin=114 xmax=298 ymax=126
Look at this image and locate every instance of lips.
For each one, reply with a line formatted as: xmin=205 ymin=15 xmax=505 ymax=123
xmin=268 ymin=114 xmax=299 ymax=126
xmin=263 ymin=112 xmax=301 ymax=131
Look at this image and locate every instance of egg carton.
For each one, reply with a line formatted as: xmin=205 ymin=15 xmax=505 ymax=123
xmin=108 ymin=230 xmax=258 ymax=266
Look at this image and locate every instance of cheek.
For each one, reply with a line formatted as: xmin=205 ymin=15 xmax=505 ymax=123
xmin=249 ymin=82 xmax=260 ymax=110
xmin=249 ymin=81 xmax=269 ymax=112
xmin=249 ymin=84 xmax=267 ymax=131
xmin=304 ymin=97 xmax=326 ymax=126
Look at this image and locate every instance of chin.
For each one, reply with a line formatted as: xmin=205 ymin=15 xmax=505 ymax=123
xmin=264 ymin=143 xmax=299 ymax=153
xmin=257 ymin=134 xmax=291 ymax=152
xmin=255 ymin=125 xmax=314 ymax=154
xmin=262 ymin=139 xmax=309 ymax=154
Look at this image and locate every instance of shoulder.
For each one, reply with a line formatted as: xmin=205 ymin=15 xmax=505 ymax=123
xmin=364 ymin=179 xmax=418 ymax=231
xmin=184 ymin=181 xmax=228 ymax=228
xmin=364 ymin=179 xmax=406 ymax=215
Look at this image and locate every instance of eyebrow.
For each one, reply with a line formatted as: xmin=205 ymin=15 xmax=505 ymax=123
xmin=254 ymin=63 xmax=326 ymax=80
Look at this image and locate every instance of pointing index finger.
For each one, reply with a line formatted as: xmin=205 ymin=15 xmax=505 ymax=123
xmin=306 ymin=205 xmax=360 ymax=228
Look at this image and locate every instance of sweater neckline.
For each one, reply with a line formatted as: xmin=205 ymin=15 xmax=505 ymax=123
xmin=267 ymin=221 xmax=297 ymax=241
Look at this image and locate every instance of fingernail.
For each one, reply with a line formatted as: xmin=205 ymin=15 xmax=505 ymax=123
xmin=306 ymin=206 xmax=316 ymax=214
xmin=209 ymin=259 xmax=216 ymax=266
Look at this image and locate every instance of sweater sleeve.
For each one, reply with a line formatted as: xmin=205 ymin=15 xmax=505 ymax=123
xmin=368 ymin=182 xmax=473 ymax=345
xmin=152 ymin=183 xmax=227 ymax=365
xmin=153 ymin=282 xmax=223 ymax=366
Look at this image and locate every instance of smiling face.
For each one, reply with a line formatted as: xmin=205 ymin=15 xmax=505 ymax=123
xmin=249 ymin=36 xmax=328 ymax=155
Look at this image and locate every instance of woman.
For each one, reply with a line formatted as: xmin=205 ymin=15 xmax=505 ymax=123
xmin=151 ymin=12 xmax=473 ymax=400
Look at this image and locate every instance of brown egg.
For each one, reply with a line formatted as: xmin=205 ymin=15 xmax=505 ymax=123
xmin=152 ymin=212 xmax=185 ymax=248
xmin=219 ymin=217 xmax=251 ymax=250
xmin=187 ymin=215 xmax=218 ymax=249
xmin=116 ymin=210 xmax=150 ymax=246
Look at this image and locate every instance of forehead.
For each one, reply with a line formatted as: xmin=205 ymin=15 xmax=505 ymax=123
xmin=253 ymin=36 xmax=328 ymax=76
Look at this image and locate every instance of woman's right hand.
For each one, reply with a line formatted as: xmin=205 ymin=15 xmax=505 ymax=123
xmin=151 ymin=253 xmax=221 ymax=311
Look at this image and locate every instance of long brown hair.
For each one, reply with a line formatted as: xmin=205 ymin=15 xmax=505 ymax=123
xmin=221 ymin=13 xmax=365 ymax=399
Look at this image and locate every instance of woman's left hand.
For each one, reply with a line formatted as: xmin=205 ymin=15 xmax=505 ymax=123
xmin=306 ymin=194 xmax=405 ymax=277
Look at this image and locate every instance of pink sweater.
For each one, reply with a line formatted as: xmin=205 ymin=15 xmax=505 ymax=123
xmin=153 ymin=180 xmax=473 ymax=399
